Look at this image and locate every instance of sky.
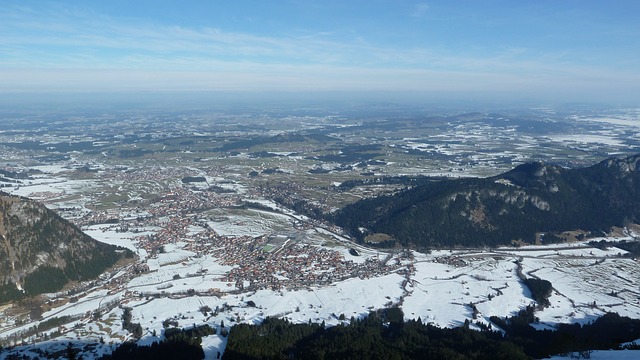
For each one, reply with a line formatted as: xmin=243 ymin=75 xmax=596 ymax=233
xmin=1 ymin=0 xmax=639 ymax=103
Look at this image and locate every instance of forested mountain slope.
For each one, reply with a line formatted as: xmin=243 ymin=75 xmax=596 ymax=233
xmin=334 ymin=154 xmax=640 ymax=248
xmin=0 ymin=192 xmax=130 ymax=303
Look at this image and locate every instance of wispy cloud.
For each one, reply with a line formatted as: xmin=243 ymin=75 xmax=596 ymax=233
xmin=0 ymin=3 xmax=541 ymax=71
xmin=411 ymin=3 xmax=429 ymax=18
xmin=0 ymin=5 xmax=370 ymax=68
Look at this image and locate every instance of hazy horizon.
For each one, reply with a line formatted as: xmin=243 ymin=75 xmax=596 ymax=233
xmin=2 ymin=91 xmax=637 ymax=116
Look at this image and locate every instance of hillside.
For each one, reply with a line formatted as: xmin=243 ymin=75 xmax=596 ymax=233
xmin=0 ymin=192 xmax=130 ymax=303
xmin=334 ymin=154 xmax=640 ymax=249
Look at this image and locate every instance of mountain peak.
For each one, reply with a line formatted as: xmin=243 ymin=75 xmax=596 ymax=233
xmin=499 ymin=161 xmax=563 ymax=189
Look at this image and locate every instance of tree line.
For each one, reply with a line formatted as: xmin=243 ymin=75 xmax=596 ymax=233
xmin=223 ymin=308 xmax=640 ymax=359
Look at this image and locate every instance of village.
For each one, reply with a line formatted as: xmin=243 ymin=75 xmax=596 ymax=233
xmin=65 ymin=165 xmax=410 ymax=299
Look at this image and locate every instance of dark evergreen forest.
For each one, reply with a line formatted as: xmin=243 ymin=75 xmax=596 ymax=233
xmin=334 ymin=154 xmax=640 ymax=249
xmin=222 ymin=309 xmax=640 ymax=360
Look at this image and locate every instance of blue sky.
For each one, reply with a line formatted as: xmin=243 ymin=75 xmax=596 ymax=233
xmin=1 ymin=1 xmax=639 ymax=102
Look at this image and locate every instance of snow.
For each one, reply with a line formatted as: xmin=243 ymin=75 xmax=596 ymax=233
xmin=42 ymin=290 xmax=123 ymax=319
xmin=403 ymin=256 xmax=530 ymax=327
xmin=241 ymin=273 xmax=405 ymax=326
xmin=84 ymin=224 xmax=141 ymax=254
xmin=581 ymin=116 xmax=640 ymax=128
xmin=6 ymin=177 xmax=96 ymax=200
xmin=129 ymin=296 xmax=225 ymax=331
xmin=206 ymin=209 xmax=293 ymax=237
xmin=149 ymin=243 xmax=196 ymax=267
xmin=548 ymin=349 xmax=640 ymax=359
xmin=549 ymin=134 xmax=625 ymax=146
xmin=202 ymin=334 xmax=227 ymax=360
xmin=522 ymin=256 xmax=640 ymax=324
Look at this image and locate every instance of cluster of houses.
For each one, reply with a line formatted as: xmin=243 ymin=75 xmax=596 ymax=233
xmin=216 ymin=238 xmax=397 ymax=291
xmin=70 ymin=168 xmax=411 ymax=295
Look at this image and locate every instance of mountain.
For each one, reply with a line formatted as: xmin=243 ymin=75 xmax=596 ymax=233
xmin=334 ymin=154 xmax=640 ymax=249
xmin=0 ymin=192 xmax=130 ymax=303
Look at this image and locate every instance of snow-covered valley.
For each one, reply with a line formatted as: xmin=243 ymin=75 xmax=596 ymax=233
xmin=1 ymin=166 xmax=639 ymax=359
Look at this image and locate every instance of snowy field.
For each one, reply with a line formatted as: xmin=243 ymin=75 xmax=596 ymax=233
xmin=549 ymin=348 xmax=640 ymax=360
xmin=83 ymin=224 xmax=145 ymax=255
xmin=206 ymin=208 xmax=293 ymax=237
xmin=548 ymin=134 xmax=625 ymax=147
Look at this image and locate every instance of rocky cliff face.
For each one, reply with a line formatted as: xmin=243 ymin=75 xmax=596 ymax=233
xmin=0 ymin=192 xmax=127 ymax=302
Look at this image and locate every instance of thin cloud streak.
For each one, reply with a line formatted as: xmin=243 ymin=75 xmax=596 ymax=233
xmin=0 ymin=4 xmax=607 ymax=71
xmin=411 ymin=3 xmax=429 ymax=18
